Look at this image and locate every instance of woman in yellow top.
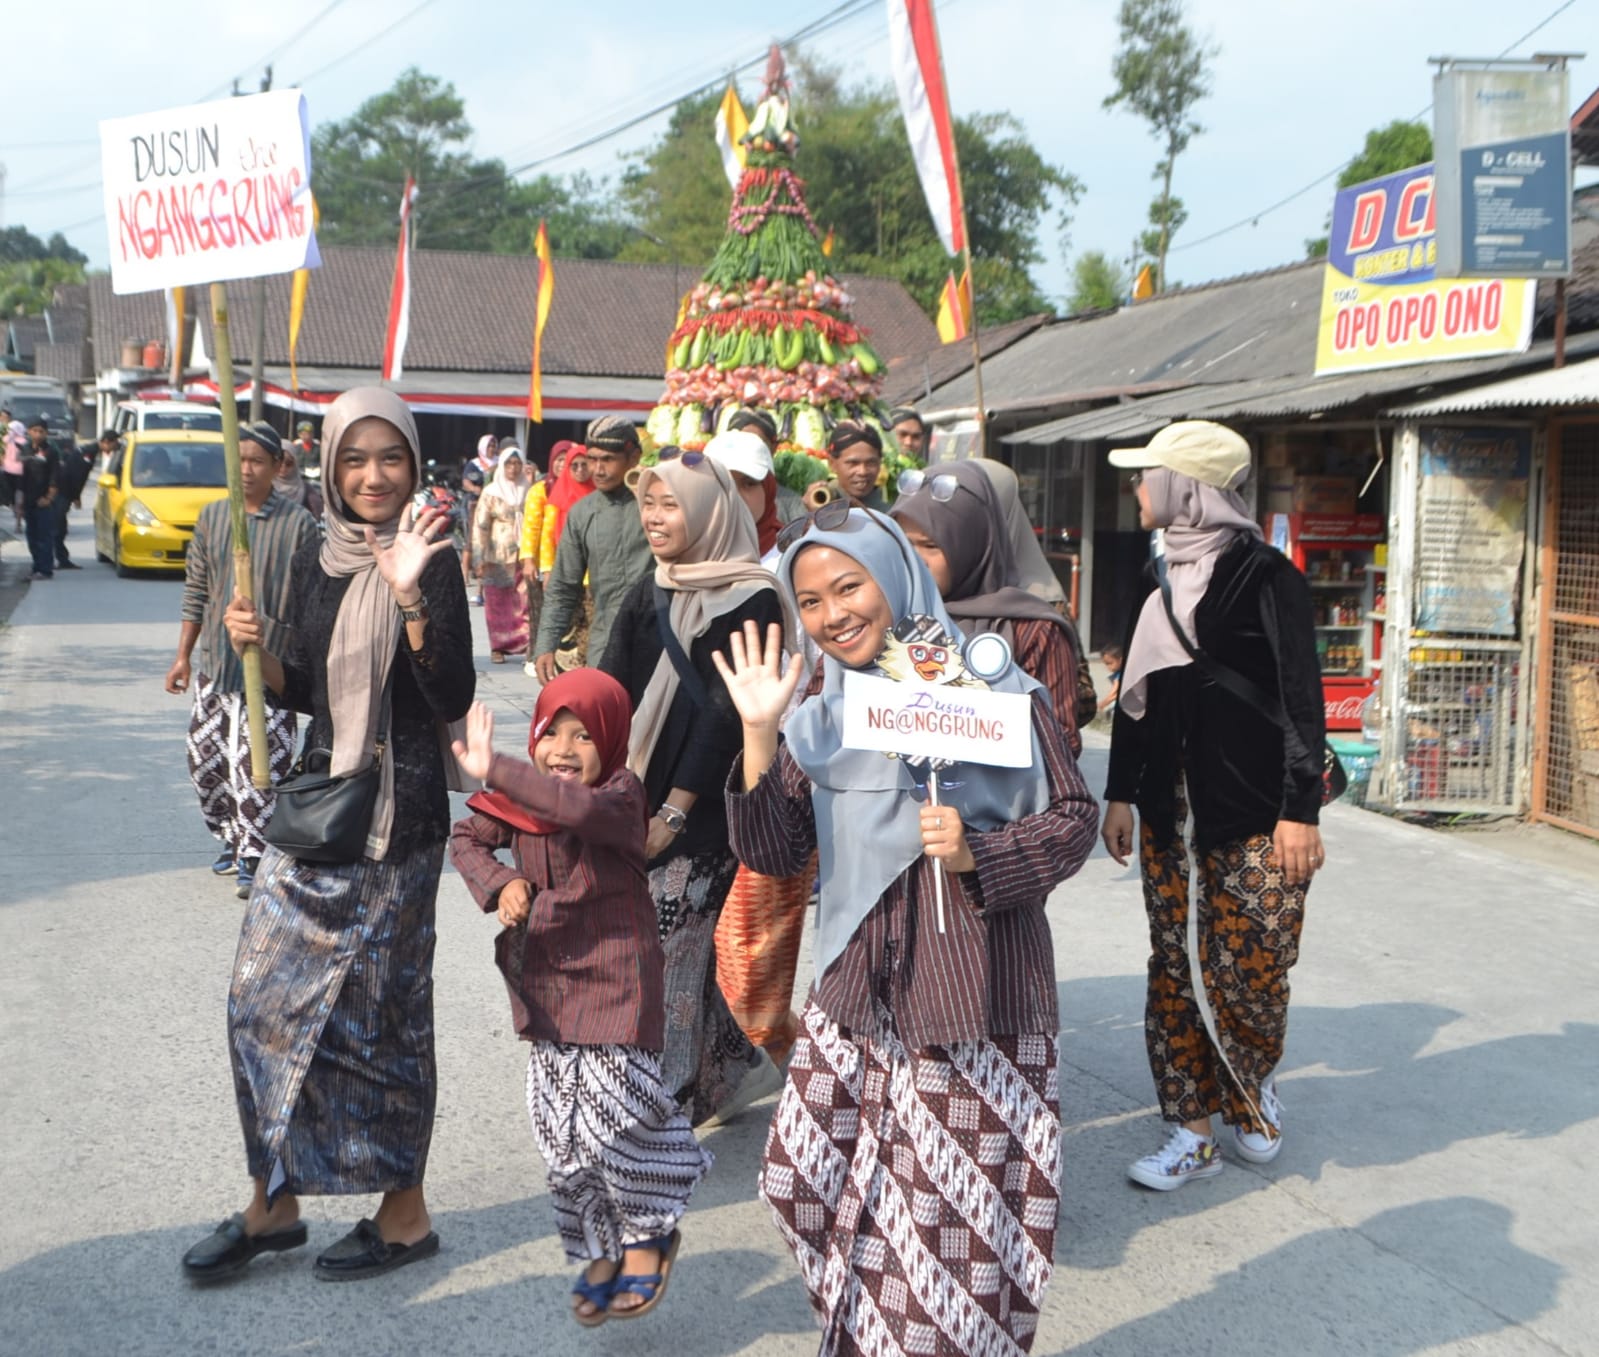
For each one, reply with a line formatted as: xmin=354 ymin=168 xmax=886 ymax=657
xmin=520 ymin=441 xmax=571 ymax=674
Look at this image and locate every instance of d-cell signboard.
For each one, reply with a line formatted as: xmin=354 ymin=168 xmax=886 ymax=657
xmin=1433 ymin=65 xmax=1571 ymax=278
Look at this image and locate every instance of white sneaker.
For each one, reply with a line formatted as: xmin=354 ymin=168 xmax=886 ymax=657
xmin=702 ymin=1049 xmax=785 ymax=1128
xmin=1232 ymin=1075 xmax=1284 ymax=1164
xmin=1127 ymin=1125 xmax=1224 ymax=1191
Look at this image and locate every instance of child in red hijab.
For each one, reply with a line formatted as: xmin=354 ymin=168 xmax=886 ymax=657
xmin=449 ymin=671 xmax=710 ymax=1326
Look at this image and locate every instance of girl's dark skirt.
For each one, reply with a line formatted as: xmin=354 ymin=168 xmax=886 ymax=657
xmin=228 ymin=840 xmax=444 ymax=1199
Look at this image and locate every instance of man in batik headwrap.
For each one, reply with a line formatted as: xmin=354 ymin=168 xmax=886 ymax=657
xmin=531 ymin=416 xmax=653 ymax=684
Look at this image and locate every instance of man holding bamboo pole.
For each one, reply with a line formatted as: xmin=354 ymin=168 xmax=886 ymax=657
xmin=167 ymin=421 xmax=316 ymax=898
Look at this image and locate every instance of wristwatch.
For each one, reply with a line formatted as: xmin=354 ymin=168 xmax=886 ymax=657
xmin=398 ymin=597 xmax=428 ymax=623
xmin=657 ymin=803 xmax=688 ymax=835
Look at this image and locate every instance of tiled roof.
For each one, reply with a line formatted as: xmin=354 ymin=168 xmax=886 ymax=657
xmin=881 ymin=315 xmax=1050 ymax=406
xmin=87 ymin=247 xmax=938 ymax=380
xmin=7 ymin=316 xmax=50 ymax=361
xmin=34 ymin=341 xmax=93 ymax=383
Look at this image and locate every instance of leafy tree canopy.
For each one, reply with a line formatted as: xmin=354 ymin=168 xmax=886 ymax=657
xmin=620 ymin=56 xmax=1081 ymax=325
xmin=0 ymin=225 xmax=87 ymax=266
xmin=1305 ymin=120 xmax=1433 ymax=257
xmin=1067 ymin=250 xmax=1127 ymax=314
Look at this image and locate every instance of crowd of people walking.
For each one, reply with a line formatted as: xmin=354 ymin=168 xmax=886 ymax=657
xmin=156 ymin=395 xmax=1322 ymax=1354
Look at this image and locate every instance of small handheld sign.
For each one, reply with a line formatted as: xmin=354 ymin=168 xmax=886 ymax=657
xmin=841 ymin=616 xmax=1032 ymax=931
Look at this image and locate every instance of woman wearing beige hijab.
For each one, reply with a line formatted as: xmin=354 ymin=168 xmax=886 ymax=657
xmin=599 ymin=450 xmax=786 ymax=1126
xmin=182 ymin=387 xmax=475 ymax=1284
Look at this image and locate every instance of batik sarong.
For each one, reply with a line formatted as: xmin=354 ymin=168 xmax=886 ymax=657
xmin=483 ymin=580 xmax=529 ymax=655
xmin=714 ymin=854 xmax=815 ymax=1064
xmin=761 ymin=1000 xmax=1061 ymax=1356
xmin=228 ymin=839 xmax=444 ymax=1198
xmin=186 ymin=673 xmax=295 ymax=861
xmin=1139 ymin=776 xmax=1307 ymax=1136
xmin=650 ymin=844 xmax=759 ymax=1125
xmin=526 ymin=1041 xmax=713 ymax=1263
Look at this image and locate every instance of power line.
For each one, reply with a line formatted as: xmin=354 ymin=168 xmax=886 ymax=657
xmin=1169 ymin=0 xmax=1581 ymax=256
xmin=293 ymin=0 xmax=446 ymax=87
xmin=199 ymin=0 xmax=354 ymax=102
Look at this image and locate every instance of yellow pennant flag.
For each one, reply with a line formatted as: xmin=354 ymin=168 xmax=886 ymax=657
xmin=529 ymin=220 xmax=555 ymax=422
xmin=934 ymin=268 xmax=972 ymax=344
xmin=822 ymin=226 xmax=835 ymax=257
xmin=288 ymin=194 xmax=321 ymax=391
xmin=714 ymin=84 xmax=749 ymax=190
xmin=1132 ymin=263 xmax=1155 ymax=301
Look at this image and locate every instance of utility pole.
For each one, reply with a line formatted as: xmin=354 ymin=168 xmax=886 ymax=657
xmin=248 ymin=66 xmax=273 ymax=422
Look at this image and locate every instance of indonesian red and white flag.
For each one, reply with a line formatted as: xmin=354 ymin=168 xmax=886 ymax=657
xmin=381 ymin=176 xmax=418 ymax=382
xmin=887 ymin=0 xmax=965 ymax=257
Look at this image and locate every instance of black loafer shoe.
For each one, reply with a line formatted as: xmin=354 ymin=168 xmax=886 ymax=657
xmin=314 ymin=1218 xmax=440 ymax=1282
xmin=181 ymin=1212 xmax=308 ymax=1282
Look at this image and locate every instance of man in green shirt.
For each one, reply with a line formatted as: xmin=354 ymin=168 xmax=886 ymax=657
xmin=531 ymin=416 xmax=651 ymax=685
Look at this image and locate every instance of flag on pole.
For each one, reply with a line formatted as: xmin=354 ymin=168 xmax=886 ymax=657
xmin=887 ymin=0 xmax=966 ymax=257
xmin=288 ymin=194 xmax=321 ymax=391
xmin=528 ymin=220 xmax=555 ymax=422
xmin=934 ymin=268 xmax=971 ymax=343
xmin=821 ymin=225 xmax=835 ymax=257
xmin=381 ymin=176 xmax=418 ymax=383
xmin=1132 ymin=264 xmax=1155 ymax=301
xmin=165 ymin=286 xmax=186 ymax=386
xmin=714 ymin=84 xmax=749 ymax=191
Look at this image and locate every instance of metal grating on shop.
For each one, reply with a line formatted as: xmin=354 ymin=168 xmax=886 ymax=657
xmin=1535 ymin=423 xmax=1599 ymax=837
xmin=1401 ymin=642 xmax=1521 ymax=809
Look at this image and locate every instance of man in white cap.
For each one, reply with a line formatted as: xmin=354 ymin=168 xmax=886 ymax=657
xmin=1097 ymin=420 xmax=1325 ymax=1192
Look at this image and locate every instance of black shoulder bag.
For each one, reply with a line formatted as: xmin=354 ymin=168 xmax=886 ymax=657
xmin=1156 ymin=564 xmax=1346 ymax=806
xmin=264 ymin=685 xmax=393 ymax=863
xmin=653 ymin=584 xmax=711 ymax=706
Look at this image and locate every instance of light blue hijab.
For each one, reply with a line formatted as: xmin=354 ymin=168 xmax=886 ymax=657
xmin=778 ymin=509 xmax=1051 ymax=976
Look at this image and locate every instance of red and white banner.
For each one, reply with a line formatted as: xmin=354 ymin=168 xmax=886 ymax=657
xmin=381 ymin=176 xmax=418 ymax=382
xmin=887 ymin=0 xmax=965 ymax=257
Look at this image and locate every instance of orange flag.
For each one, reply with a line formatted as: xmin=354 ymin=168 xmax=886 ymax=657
xmin=822 ymin=226 xmax=835 ymax=257
xmin=529 ymin=221 xmax=555 ymax=422
xmin=935 ymin=268 xmax=972 ymax=343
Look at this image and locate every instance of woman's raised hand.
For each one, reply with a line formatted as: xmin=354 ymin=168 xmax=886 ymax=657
xmin=366 ymin=502 xmax=454 ymax=603
xmin=713 ymin=620 xmax=803 ymax=731
xmin=451 ymin=701 xmax=496 ymax=781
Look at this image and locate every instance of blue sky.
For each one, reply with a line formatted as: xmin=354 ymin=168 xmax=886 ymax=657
xmin=8 ymin=0 xmax=1595 ymax=307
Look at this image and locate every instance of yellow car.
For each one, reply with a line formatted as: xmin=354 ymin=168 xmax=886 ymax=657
xmin=94 ymin=430 xmax=230 ymax=575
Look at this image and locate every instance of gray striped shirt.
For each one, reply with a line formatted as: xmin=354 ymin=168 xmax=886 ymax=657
xmin=180 ymin=488 xmax=318 ymax=692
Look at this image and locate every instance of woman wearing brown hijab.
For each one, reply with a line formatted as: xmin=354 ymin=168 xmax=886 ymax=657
xmin=181 ymin=387 xmax=475 ymax=1284
xmin=892 ymin=459 xmax=1086 ymax=755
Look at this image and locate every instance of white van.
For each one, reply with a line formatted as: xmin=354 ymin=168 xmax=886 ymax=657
xmin=113 ymin=400 xmax=224 ymax=436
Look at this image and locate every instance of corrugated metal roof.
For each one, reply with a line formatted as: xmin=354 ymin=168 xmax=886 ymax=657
xmin=1385 ymin=355 xmax=1599 ymax=415
xmin=1005 ymin=331 xmax=1599 ymax=445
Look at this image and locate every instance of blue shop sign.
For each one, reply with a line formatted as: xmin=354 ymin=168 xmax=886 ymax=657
xmin=1459 ymin=129 xmax=1570 ymax=275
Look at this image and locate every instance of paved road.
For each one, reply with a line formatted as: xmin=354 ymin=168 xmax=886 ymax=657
xmin=2 ymin=511 xmax=1596 ymax=1355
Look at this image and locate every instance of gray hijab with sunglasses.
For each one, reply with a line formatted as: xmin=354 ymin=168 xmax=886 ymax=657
xmin=777 ymin=509 xmax=1051 ymax=976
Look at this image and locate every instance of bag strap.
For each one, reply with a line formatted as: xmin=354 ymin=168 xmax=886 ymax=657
xmin=653 ymin=583 xmax=711 ymax=707
xmin=1155 ymin=554 xmax=1286 ymax=725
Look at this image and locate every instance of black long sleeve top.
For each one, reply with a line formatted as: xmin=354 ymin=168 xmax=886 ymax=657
xmin=1106 ymin=534 xmax=1325 ymax=852
xmin=599 ymin=574 xmax=784 ymax=866
xmin=278 ymin=540 xmax=477 ymax=845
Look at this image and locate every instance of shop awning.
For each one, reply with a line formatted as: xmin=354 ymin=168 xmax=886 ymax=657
xmin=171 ymin=366 xmax=662 ymax=420
xmin=1384 ymin=355 xmax=1599 ymax=415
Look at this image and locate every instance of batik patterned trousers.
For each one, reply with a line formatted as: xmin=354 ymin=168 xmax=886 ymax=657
xmin=186 ymin=673 xmax=295 ymax=862
xmin=1139 ymin=792 xmax=1308 ymax=1135
xmin=526 ymin=1041 xmax=713 ymax=1264
xmin=760 ymin=1000 xmax=1061 ymax=1356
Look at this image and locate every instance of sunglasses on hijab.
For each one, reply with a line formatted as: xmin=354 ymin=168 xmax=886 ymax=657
xmin=775 ymin=500 xmax=918 ymax=579
xmin=895 ymin=468 xmax=959 ymax=501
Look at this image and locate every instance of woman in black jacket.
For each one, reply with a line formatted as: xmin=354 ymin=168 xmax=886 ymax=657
xmin=1100 ymin=421 xmax=1325 ymax=1193
xmin=600 ymin=451 xmax=785 ymax=1126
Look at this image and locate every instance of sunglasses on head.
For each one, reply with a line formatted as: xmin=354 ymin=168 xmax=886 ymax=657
xmin=896 ymin=468 xmax=958 ymax=501
xmin=654 ymin=447 xmax=708 ymax=468
xmin=775 ymin=500 xmax=917 ymax=578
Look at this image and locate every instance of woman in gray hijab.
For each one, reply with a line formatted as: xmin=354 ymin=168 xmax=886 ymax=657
xmin=716 ymin=507 xmax=1098 ymax=1355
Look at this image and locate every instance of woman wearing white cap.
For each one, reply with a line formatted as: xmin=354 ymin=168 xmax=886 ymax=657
xmin=1099 ymin=420 xmax=1325 ymax=1192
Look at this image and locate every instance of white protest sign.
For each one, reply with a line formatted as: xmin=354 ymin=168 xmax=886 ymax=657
xmin=840 ymin=670 xmax=1033 ymax=768
xmin=100 ymin=89 xmax=320 ymax=295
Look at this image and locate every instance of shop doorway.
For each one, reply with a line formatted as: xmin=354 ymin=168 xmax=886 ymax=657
xmin=1532 ymin=420 xmax=1599 ymax=838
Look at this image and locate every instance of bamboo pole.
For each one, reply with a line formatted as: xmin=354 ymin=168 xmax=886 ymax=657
xmin=209 ymin=282 xmax=272 ymax=789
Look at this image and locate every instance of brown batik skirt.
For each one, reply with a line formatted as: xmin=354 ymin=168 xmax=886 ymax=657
xmin=760 ymin=1000 xmax=1061 ymax=1356
xmin=228 ymin=840 xmax=445 ymax=1199
xmin=1138 ymin=779 xmax=1308 ymax=1135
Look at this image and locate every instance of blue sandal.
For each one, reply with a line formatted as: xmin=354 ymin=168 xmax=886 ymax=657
xmin=608 ymin=1230 xmax=681 ymax=1321
xmin=571 ymin=1267 xmax=617 ymax=1328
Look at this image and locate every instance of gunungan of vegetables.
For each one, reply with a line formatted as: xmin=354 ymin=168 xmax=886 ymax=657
xmin=646 ymin=46 xmax=890 ymax=458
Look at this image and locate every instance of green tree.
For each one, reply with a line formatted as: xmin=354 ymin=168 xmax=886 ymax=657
xmin=0 ymin=258 xmax=85 ymax=316
xmin=1102 ymin=0 xmax=1216 ymax=293
xmin=1067 ymin=251 xmax=1127 ymax=313
xmin=1305 ymin=120 xmax=1434 ymax=257
xmin=0 ymin=226 xmax=87 ymax=266
xmin=621 ymin=57 xmax=1081 ymax=325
